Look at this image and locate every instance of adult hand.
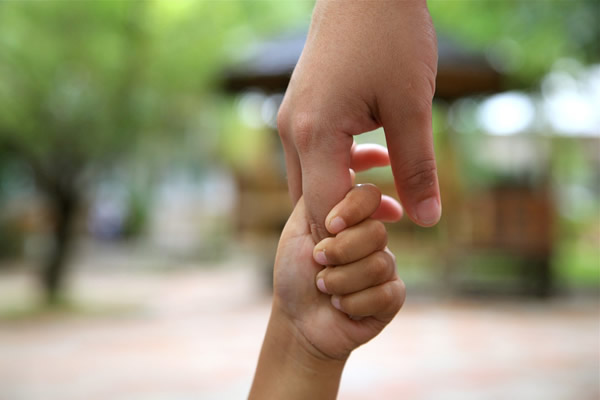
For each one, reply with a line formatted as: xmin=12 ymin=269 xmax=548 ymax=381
xmin=277 ymin=0 xmax=440 ymax=241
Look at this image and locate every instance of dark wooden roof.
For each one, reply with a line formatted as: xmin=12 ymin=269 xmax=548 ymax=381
xmin=223 ymin=31 xmax=503 ymax=100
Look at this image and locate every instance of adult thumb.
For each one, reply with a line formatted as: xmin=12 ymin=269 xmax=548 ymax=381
xmin=380 ymin=95 xmax=441 ymax=227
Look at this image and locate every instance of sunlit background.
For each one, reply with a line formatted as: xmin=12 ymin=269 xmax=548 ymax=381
xmin=0 ymin=1 xmax=598 ymax=399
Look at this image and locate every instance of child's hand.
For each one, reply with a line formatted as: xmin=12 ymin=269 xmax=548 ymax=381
xmin=250 ymin=183 xmax=405 ymax=399
xmin=273 ymin=183 xmax=406 ymax=361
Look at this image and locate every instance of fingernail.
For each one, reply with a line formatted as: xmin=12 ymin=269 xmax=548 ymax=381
xmin=316 ymin=278 xmax=329 ymax=294
xmin=415 ymin=197 xmax=441 ymax=226
xmin=328 ymin=216 xmax=346 ymax=233
xmin=314 ymin=250 xmax=328 ymax=265
xmin=331 ymin=296 xmax=342 ymax=311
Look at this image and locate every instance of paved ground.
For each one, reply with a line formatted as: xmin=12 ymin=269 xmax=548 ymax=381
xmin=0 ymin=263 xmax=598 ymax=400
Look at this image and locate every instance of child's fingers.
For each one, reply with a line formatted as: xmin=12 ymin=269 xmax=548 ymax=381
xmin=314 ymin=218 xmax=387 ymax=266
xmin=315 ymin=249 xmax=395 ymax=295
xmin=325 ymin=184 xmax=381 ymax=235
xmin=331 ymin=279 xmax=406 ymax=321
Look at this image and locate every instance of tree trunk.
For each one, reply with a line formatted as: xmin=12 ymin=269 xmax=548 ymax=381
xmin=0 ymin=140 xmax=82 ymax=305
xmin=42 ymin=188 xmax=78 ymax=305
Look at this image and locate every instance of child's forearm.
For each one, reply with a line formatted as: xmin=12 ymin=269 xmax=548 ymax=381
xmin=249 ymin=305 xmax=346 ymax=400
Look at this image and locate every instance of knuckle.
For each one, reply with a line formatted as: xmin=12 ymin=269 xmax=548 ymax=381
xmin=338 ymin=197 xmax=361 ymax=221
xmin=290 ymin=114 xmax=317 ymax=154
xmin=402 ymin=83 xmax=434 ymax=116
xmin=357 ymin=183 xmax=382 ymax=199
xmin=397 ymin=279 xmax=407 ymax=308
xmin=372 ymin=252 xmax=392 ymax=281
xmin=354 ymin=184 xmax=382 ymax=212
xmin=409 ymin=97 xmax=432 ymax=117
xmin=378 ymin=284 xmax=394 ymax=307
xmin=370 ymin=220 xmax=388 ymax=249
xmin=326 ymin=243 xmax=345 ymax=265
xmin=388 ymin=280 xmax=405 ymax=313
xmin=397 ymin=158 xmax=438 ymax=193
xmin=418 ymin=72 xmax=436 ymax=102
xmin=339 ymin=295 xmax=351 ymax=313
xmin=324 ymin=270 xmax=343 ymax=294
xmin=396 ymin=278 xmax=406 ymax=294
xmin=276 ymin=107 xmax=290 ymax=139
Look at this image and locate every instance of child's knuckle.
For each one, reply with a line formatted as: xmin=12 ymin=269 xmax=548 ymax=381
xmin=326 ymin=272 xmax=343 ymax=294
xmin=371 ymin=220 xmax=388 ymax=249
xmin=326 ymin=247 xmax=340 ymax=264
xmin=338 ymin=296 xmax=350 ymax=312
xmin=329 ymin=242 xmax=348 ymax=264
xmin=361 ymin=184 xmax=382 ymax=208
xmin=344 ymin=203 xmax=361 ymax=222
xmin=378 ymin=284 xmax=394 ymax=307
xmin=387 ymin=280 xmax=405 ymax=313
xmin=371 ymin=252 xmax=390 ymax=280
xmin=396 ymin=279 xmax=407 ymax=309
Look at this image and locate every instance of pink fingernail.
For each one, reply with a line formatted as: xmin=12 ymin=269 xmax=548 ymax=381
xmin=315 ymin=250 xmax=327 ymax=265
xmin=415 ymin=197 xmax=441 ymax=226
xmin=328 ymin=216 xmax=346 ymax=233
xmin=331 ymin=296 xmax=342 ymax=311
xmin=316 ymin=278 xmax=328 ymax=294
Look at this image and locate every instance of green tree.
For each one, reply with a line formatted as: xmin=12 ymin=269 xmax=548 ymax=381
xmin=0 ymin=0 xmax=310 ymax=304
xmin=429 ymin=0 xmax=600 ymax=84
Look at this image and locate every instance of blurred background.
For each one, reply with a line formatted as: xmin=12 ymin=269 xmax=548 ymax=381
xmin=0 ymin=1 xmax=598 ymax=399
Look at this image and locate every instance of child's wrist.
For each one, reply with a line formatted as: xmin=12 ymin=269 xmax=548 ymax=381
xmin=269 ymin=301 xmax=350 ymax=365
xmin=250 ymin=304 xmax=347 ymax=399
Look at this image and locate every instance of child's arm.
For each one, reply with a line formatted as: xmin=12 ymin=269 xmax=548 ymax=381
xmin=250 ymin=184 xmax=405 ymax=399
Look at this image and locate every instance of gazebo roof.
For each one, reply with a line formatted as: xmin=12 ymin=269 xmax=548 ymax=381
xmin=223 ymin=31 xmax=503 ymax=100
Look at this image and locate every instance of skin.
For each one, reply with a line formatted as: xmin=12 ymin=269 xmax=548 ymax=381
xmin=278 ymin=0 xmax=441 ymax=242
xmin=249 ymin=183 xmax=406 ymax=399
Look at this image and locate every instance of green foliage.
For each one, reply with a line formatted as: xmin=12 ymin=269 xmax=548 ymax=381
xmin=0 ymin=0 xmax=313 ymax=300
xmin=1 ymin=2 xmax=143 ymax=163
xmin=0 ymin=219 xmax=22 ymax=260
xmin=429 ymin=0 xmax=600 ymax=84
xmin=0 ymin=0 xmax=312 ymax=174
xmin=555 ymin=238 xmax=600 ymax=289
